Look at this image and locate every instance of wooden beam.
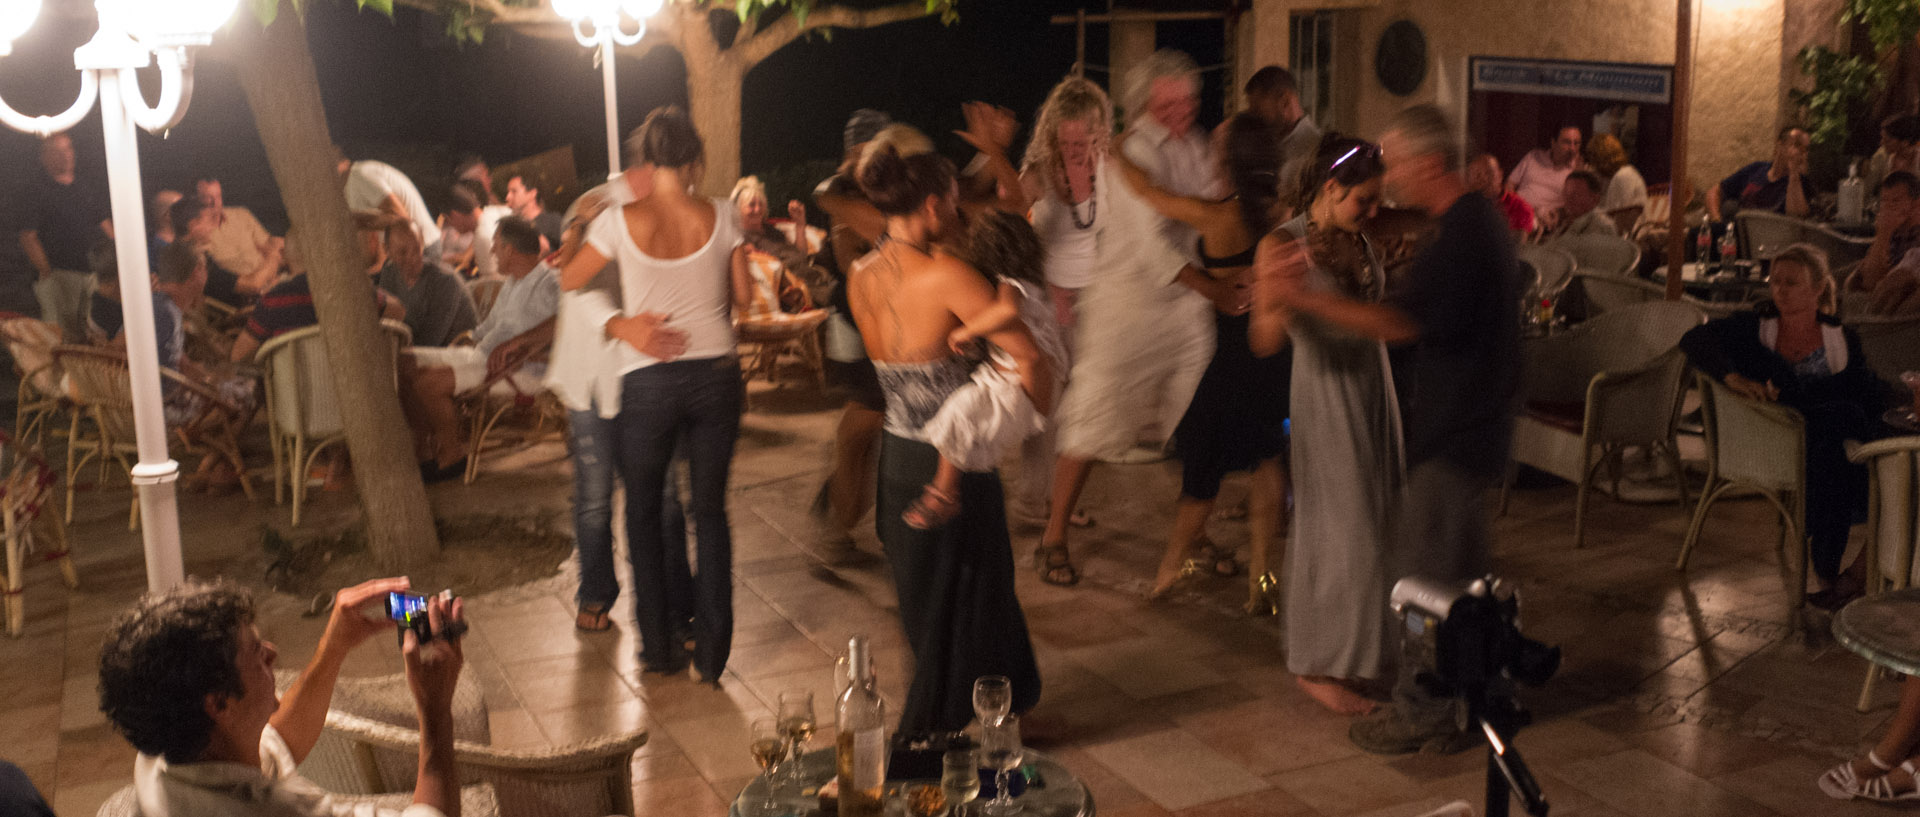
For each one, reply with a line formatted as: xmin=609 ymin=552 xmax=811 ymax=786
xmin=1665 ymin=0 xmax=1693 ymax=302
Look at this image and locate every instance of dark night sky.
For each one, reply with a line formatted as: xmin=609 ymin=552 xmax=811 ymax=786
xmin=0 ymin=0 xmax=1229 ymax=234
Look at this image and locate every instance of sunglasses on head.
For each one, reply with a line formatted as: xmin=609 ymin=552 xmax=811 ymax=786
xmin=1329 ymin=142 xmax=1382 ymax=175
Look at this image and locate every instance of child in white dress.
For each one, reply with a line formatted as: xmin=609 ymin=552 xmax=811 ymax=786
xmin=906 ymin=211 xmax=1069 ymax=529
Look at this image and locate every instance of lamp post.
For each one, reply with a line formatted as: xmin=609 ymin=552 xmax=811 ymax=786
xmin=0 ymin=0 xmax=238 ymax=594
xmin=554 ymin=0 xmax=662 ymax=178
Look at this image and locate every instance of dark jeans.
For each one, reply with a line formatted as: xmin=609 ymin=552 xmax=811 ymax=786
xmin=569 ymin=408 xmax=690 ymax=622
xmin=616 ymin=357 xmax=741 ymax=677
xmin=1801 ymin=400 xmax=1875 ymax=581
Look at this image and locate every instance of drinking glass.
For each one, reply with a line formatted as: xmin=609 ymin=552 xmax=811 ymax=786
xmin=777 ymin=690 xmax=817 ymax=789
xmin=748 ymin=717 xmax=789 ymax=815
xmin=980 ymin=716 xmax=1024 ymax=816
xmin=940 ymin=745 xmax=981 ymax=816
xmin=971 ymin=675 xmax=1011 ymax=728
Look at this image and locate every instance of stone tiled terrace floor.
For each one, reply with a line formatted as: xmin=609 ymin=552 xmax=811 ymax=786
xmin=1 ymin=383 xmax=1907 ymax=817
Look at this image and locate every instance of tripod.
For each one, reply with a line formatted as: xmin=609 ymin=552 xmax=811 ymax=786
xmin=1467 ymin=680 xmax=1548 ymax=817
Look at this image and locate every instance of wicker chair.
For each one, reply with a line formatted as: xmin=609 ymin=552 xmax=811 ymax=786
xmin=1849 ymin=436 xmax=1920 ymax=711
xmin=454 ymin=338 xmax=566 ymax=485
xmin=1848 ymin=313 xmax=1920 ymax=393
xmin=1806 ymin=223 xmax=1874 ymax=270
xmin=1506 ymin=300 xmax=1704 ymax=547
xmin=738 ymin=251 xmax=829 ymax=389
xmin=96 ymin=781 xmax=501 ymax=817
xmin=469 ymin=277 xmax=506 ymax=325
xmin=0 ymin=316 xmax=68 ymax=446
xmin=54 ymin=345 xmax=255 ymax=528
xmin=1549 ymin=233 xmax=1641 ymax=277
xmin=1515 ymin=244 xmax=1577 ymax=301
xmin=256 ymin=320 xmax=412 ymax=525
xmin=1734 ymin=210 xmax=1808 ymax=260
xmin=1676 ymin=374 xmax=1810 ymax=619
xmin=274 ymin=670 xmax=646 ymax=817
xmin=1 ymin=434 xmax=73 ymax=637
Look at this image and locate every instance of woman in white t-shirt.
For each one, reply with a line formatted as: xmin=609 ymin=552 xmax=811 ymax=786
xmin=1587 ymin=133 xmax=1648 ymax=235
xmin=559 ymin=107 xmax=752 ymax=685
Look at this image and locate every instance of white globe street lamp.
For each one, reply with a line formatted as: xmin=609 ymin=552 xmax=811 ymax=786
xmin=553 ymin=0 xmax=659 ymax=178
xmin=0 ymin=0 xmax=240 ymax=593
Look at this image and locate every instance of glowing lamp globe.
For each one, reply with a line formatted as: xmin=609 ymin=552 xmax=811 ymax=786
xmin=621 ymin=0 xmax=663 ymax=20
xmin=97 ymin=0 xmax=239 ymax=47
xmin=0 ymin=0 xmax=45 ymax=57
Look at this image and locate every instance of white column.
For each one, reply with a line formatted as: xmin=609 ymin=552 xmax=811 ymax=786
xmin=97 ymin=68 xmax=183 ymax=593
xmin=601 ymin=34 xmax=620 ymax=178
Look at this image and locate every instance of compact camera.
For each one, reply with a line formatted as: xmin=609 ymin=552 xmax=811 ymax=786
xmin=385 ymin=590 xmax=467 ymax=642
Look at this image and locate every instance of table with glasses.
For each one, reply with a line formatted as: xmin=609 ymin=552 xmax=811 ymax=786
xmin=1652 ymin=262 xmax=1771 ymax=303
xmin=730 ymin=746 xmax=1094 ymax=817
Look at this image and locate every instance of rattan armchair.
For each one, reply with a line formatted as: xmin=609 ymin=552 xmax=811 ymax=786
xmin=96 ymin=781 xmax=501 ymax=817
xmin=256 ymin=320 xmax=412 ymax=524
xmin=0 ymin=316 xmax=68 ymax=446
xmin=454 ymin=338 xmax=565 ymax=485
xmin=1676 ymin=374 xmax=1810 ymax=619
xmin=273 ymin=670 xmax=645 ymax=817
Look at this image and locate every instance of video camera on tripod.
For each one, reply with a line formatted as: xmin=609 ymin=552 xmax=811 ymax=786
xmin=1391 ymin=576 xmax=1561 ymax=817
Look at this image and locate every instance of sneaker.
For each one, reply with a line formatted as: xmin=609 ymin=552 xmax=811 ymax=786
xmin=1349 ymin=708 xmax=1481 ymax=756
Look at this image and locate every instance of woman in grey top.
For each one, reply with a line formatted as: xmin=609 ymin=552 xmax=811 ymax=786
xmin=1252 ymin=135 xmax=1400 ymax=717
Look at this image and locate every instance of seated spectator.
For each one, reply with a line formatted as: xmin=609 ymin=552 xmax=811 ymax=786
xmin=99 ymin=577 xmax=468 ymax=817
xmin=375 ymin=220 xmax=476 ymax=348
xmin=1844 ymin=171 xmax=1920 ymax=315
xmin=151 ymin=242 xmax=258 ymax=488
xmin=228 ymin=252 xmax=405 ymax=363
xmin=1871 ymin=113 xmax=1920 ymax=193
xmin=148 ymin=189 xmax=183 ymax=270
xmin=1823 ymin=675 xmax=1920 ymax=802
xmin=171 ymin=195 xmax=283 ymax=310
xmin=1678 ymin=244 xmax=1891 ymax=611
xmin=505 ymin=173 xmax=562 ymax=251
xmin=1547 ymin=170 xmax=1616 ymax=238
xmin=732 ymin=175 xmax=827 ymax=303
xmin=88 ymin=239 xmax=124 ymax=343
xmin=195 ymin=176 xmax=280 ymax=277
xmin=1507 ymin=126 xmax=1583 ymax=219
xmin=1467 ymin=153 xmax=1535 ymax=234
xmin=1708 ymin=126 xmax=1813 ymax=220
xmin=437 ymin=184 xmax=481 ymax=276
xmin=400 ymin=217 xmax=558 ymax=481
xmin=1586 ymin=133 xmax=1647 ymax=234
xmin=339 ymin=150 xmax=441 ymax=253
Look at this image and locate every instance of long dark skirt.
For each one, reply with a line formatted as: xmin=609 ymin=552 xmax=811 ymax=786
xmin=877 ymin=432 xmax=1042 ymax=734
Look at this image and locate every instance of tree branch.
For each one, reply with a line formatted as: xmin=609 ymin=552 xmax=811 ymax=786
xmin=737 ymin=1 xmax=933 ymax=67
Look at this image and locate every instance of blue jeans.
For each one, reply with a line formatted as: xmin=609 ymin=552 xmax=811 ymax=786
xmin=616 ymin=357 xmax=741 ymax=677
xmin=568 ymin=409 xmax=692 ymax=620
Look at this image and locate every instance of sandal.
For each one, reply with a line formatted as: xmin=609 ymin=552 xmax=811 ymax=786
xmin=903 ymin=485 xmax=962 ymax=530
xmin=1821 ymin=750 xmax=1893 ymax=799
xmin=1147 ymin=560 xmax=1203 ymax=600
xmin=575 ymin=604 xmax=613 ymax=632
xmin=1193 ymin=537 xmax=1241 ymax=578
xmin=1858 ymin=760 xmax=1920 ymax=802
xmin=1031 ymin=543 xmax=1080 ymax=587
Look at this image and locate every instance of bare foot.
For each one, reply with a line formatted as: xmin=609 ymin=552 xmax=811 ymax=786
xmin=1297 ymin=676 xmax=1380 ymax=716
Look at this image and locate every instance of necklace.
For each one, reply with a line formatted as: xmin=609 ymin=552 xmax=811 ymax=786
xmin=880 ymin=232 xmax=933 ymax=256
xmin=1060 ymin=161 xmax=1097 ymax=230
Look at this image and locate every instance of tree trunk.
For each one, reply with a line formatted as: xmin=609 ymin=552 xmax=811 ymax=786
xmin=230 ymin=5 xmax=441 ymax=569
xmin=676 ymin=15 xmax=747 ymax=196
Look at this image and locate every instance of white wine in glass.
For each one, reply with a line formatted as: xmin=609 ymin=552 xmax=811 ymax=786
xmin=981 ymin=716 xmax=1024 ymax=816
xmin=777 ymin=690 xmax=817 ymax=789
xmin=748 ymin=718 xmax=788 ymax=815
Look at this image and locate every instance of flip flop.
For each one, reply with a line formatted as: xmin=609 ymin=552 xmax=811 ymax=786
xmin=575 ymin=604 xmax=613 ymax=632
xmin=1032 ymin=543 xmax=1080 ymax=586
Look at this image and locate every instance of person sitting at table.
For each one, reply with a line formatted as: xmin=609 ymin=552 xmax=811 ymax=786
xmin=1506 ymin=126 xmax=1583 ymax=222
xmin=1546 ymin=170 xmax=1617 ymax=238
xmin=1843 ymin=171 xmax=1920 ymax=315
xmin=1823 ymin=675 xmax=1920 ymax=803
xmin=1707 ymin=126 xmax=1813 ymax=221
xmin=1870 ymin=113 xmax=1920 ymax=194
xmin=375 ymin=219 xmax=477 ymax=348
xmin=731 ymin=175 xmax=826 ymax=300
xmin=1586 ymin=133 xmax=1647 ymax=234
xmin=1678 ymin=243 xmax=1893 ymax=611
xmin=399 ymin=216 xmax=557 ymax=482
xmin=1466 ymin=153 xmax=1535 ymax=235
xmin=170 ymin=195 xmax=283 ymax=311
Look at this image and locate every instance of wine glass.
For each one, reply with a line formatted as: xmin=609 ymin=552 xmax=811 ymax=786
xmin=777 ymin=690 xmax=817 ymax=789
xmin=748 ymin=717 xmax=788 ymax=815
xmin=941 ymin=745 xmax=981 ymax=817
xmin=980 ymin=715 xmax=1024 ymax=816
xmin=972 ymin=675 xmax=1011 ymax=728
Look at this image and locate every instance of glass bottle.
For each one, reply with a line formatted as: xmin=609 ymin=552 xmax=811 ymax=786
xmin=835 ymin=635 xmax=887 ymax=817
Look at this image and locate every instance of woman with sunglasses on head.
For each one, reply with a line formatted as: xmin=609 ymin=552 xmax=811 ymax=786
xmin=1251 ymin=135 xmax=1397 ymax=717
xmin=1113 ymin=112 xmax=1289 ymax=612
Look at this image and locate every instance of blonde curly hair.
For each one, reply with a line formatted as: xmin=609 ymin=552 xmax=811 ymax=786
xmin=1022 ymin=76 xmax=1113 ymax=202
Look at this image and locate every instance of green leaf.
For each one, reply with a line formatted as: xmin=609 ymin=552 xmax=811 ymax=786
xmin=792 ymin=1 xmax=807 ymax=28
xmin=248 ymin=0 xmax=278 ymax=26
xmin=737 ymin=0 xmax=752 ymax=22
xmin=819 ymin=25 xmax=831 ymax=42
xmin=357 ymin=0 xmax=395 ymax=18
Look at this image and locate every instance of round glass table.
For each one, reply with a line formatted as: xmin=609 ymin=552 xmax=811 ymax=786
xmin=730 ymin=747 xmax=1093 ymax=817
xmin=1835 ymin=588 xmax=1920 ymax=677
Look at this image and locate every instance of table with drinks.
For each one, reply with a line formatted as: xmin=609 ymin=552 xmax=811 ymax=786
xmin=731 ymin=662 xmax=1093 ymax=817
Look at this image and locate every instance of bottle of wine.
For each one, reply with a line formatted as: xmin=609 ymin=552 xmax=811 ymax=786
xmin=835 ymin=635 xmax=887 ymax=817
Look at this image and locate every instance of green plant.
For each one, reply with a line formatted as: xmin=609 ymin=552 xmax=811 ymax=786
xmin=1843 ymin=0 xmax=1920 ymax=51
xmin=1791 ymin=45 xmax=1882 ymax=150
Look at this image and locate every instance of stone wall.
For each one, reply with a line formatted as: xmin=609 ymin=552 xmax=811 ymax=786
xmin=1243 ymin=0 xmax=1799 ymax=196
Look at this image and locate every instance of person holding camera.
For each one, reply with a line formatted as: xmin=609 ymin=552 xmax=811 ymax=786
xmin=99 ymin=578 xmax=469 ymax=817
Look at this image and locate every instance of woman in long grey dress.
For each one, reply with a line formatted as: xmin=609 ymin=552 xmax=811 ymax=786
xmin=1251 ymin=135 xmax=1401 ymax=716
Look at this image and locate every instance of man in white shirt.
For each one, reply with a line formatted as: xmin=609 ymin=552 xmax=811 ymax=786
xmin=1119 ymin=49 xmax=1223 ymax=264
xmin=401 ymin=216 xmax=558 ymax=481
xmin=194 ymin=176 xmax=279 ymax=276
xmin=338 ymin=151 xmax=441 ymax=251
xmin=1506 ymin=126 xmax=1584 ymax=221
xmin=101 ymin=578 xmax=467 ymax=817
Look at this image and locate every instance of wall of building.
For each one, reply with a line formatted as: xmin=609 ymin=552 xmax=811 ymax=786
xmin=1244 ymin=0 xmax=1792 ymax=196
